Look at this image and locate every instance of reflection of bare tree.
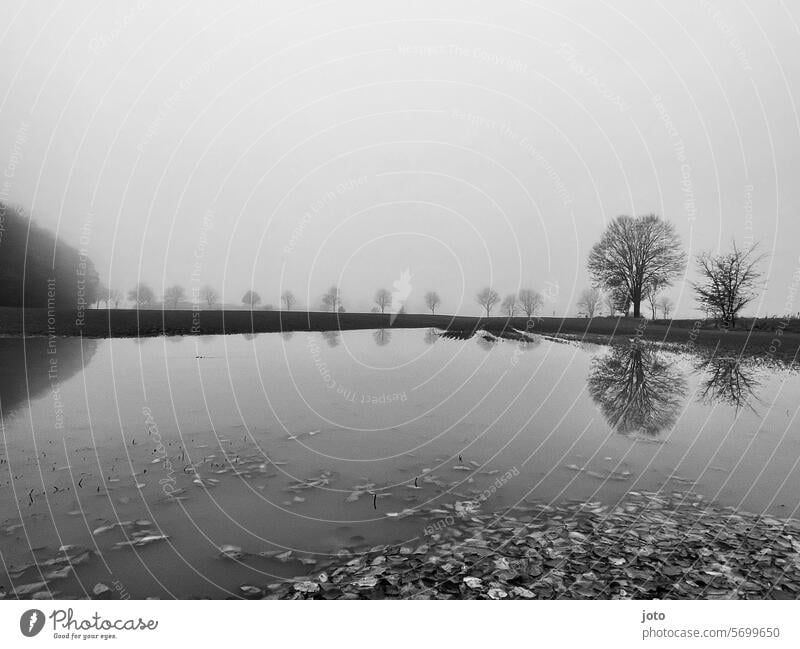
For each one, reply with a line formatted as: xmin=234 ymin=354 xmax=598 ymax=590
xmin=281 ymin=331 xmax=294 ymax=342
xmin=373 ymin=329 xmax=391 ymax=347
xmin=424 ymin=328 xmax=438 ymax=345
xmin=242 ymin=332 xmax=259 ymax=341
xmin=587 ymin=343 xmax=687 ymax=436
xmin=695 ymin=356 xmax=760 ymax=412
xmin=320 ymin=330 xmax=340 ymax=348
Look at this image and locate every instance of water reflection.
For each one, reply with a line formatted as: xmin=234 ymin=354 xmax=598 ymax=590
xmin=0 ymin=337 xmax=98 ymax=418
xmin=373 ymin=329 xmax=391 ymax=346
xmin=587 ymin=342 xmax=687 ymax=437
xmin=476 ymin=333 xmax=499 ymax=351
xmin=424 ymin=328 xmax=438 ymax=345
xmin=320 ymin=330 xmax=340 ymax=347
xmin=696 ymin=356 xmax=761 ymax=413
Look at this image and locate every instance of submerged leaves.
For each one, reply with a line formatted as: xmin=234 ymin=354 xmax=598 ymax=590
xmin=258 ymin=492 xmax=800 ymax=600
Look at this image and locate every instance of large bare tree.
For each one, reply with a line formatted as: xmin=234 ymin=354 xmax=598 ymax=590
xmin=476 ymin=287 xmax=500 ymax=317
xmin=424 ymin=291 xmax=441 ymax=315
xmin=577 ymin=287 xmax=603 ymax=318
xmin=587 ymin=214 xmax=686 ymax=318
xmin=374 ymin=288 xmax=391 ymax=314
xmin=693 ymin=242 xmax=763 ymax=328
xmin=517 ymin=288 xmax=543 ymax=317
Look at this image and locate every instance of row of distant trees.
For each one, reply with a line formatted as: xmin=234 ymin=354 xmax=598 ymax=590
xmin=98 ymin=213 xmax=762 ymax=326
xmin=111 ymin=283 xmax=294 ymax=310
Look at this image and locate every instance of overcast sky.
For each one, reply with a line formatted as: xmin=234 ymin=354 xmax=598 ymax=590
xmin=1 ymin=0 xmax=799 ymax=316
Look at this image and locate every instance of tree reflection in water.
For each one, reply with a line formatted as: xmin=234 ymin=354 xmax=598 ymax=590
xmin=320 ymin=330 xmax=340 ymax=348
xmin=373 ymin=329 xmax=392 ymax=347
xmin=587 ymin=342 xmax=687 ymax=437
xmin=424 ymin=328 xmax=438 ymax=345
xmin=695 ymin=356 xmax=761 ymax=413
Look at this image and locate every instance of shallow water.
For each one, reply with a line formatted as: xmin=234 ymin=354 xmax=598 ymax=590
xmin=1 ymin=330 xmax=799 ymax=598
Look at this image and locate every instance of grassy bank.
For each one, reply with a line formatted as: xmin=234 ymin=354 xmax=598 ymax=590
xmin=1 ymin=307 xmax=798 ymax=361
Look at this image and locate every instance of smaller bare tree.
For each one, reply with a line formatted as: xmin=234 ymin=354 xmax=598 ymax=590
xmin=424 ymin=291 xmax=441 ymax=315
xmin=374 ymin=288 xmax=391 ymax=314
xmin=321 ymin=286 xmax=341 ymax=312
xmin=128 ymin=282 xmax=155 ymax=307
xmin=476 ymin=287 xmax=500 ymax=317
xmin=657 ymin=296 xmax=674 ymax=320
xmin=577 ymin=287 xmax=603 ymax=318
xmin=693 ymin=242 xmax=763 ymax=328
xmin=644 ymin=279 xmax=666 ymax=320
xmin=164 ymin=285 xmax=185 ymax=309
xmin=108 ymin=288 xmax=123 ymax=309
xmin=242 ymin=290 xmax=262 ymax=309
xmin=281 ymin=290 xmax=296 ymax=311
xmin=518 ymin=288 xmax=543 ymax=317
xmin=603 ymin=291 xmax=616 ymax=316
xmin=199 ymin=285 xmax=217 ymax=308
xmin=501 ymin=294 xmax=518 ymax=317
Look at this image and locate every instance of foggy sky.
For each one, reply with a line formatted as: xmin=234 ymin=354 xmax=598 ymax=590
xmin=1 ymin=0 xmax=799 ymax=316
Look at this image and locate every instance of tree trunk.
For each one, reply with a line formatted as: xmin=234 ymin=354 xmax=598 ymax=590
xmin=632 ymin=287 xmax=642 ymax=318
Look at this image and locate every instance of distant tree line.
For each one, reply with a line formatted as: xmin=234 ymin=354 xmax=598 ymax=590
xmin=1 ymin=204 xmax=766 ymax=328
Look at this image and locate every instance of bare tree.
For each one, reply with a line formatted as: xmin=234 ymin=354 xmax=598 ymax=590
xmin=94 ymin=283 xmax=109 ymax=308
xmin=577 ymin=287 xmax=603 ymax=318
xmin=606 ymin=285 xmax=631 ymax=316
xmin=242 ymin=290 xmax=261 ymax=308
xmin=588 ymin=214 xmax=686 ymax=318
xmin=321 ymin=286 xmax=341 ymax=312
xmin=424 ymin=291 xmax=441 ymax=315
xmin=603 ymin=291 xmax=617 ymax=316
xmin=163 ymin=285 xmax=185 ymax=309
xmin=657 ymin=295 xmax=674 ymax=319
xmin=108 ymin=288 xmax=123 ymax=309
xmin=517 ymin=288 xmax=543 ymax=317
xmin=128 ymin=282 xmax=154 ymax=307
xmin=642 ymin=277 xmax=668 ymax=319
xmin=587 ymin=342 xmax=687 ymax=437
xmin=693 ymin=242 xmax=763 ymax=328
xmin=199 ymin=285 xmax=217 ymax=308
xmin=374 ymin=288 xmax=391 ymax=314
xmin=476 ymin=287 xmax=500 ymax=317
xmin=281 ymin=290 xmax=296 ymax=311
xmin=501 ymin=293 xmax=518 ymax=317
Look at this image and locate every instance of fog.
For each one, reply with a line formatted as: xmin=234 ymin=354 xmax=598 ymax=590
xmin=1 ymin=0 xmax=798 ymax=316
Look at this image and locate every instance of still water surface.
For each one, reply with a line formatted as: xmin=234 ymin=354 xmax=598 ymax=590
xmin=1 ymin=330 xmax=798 ymax=597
